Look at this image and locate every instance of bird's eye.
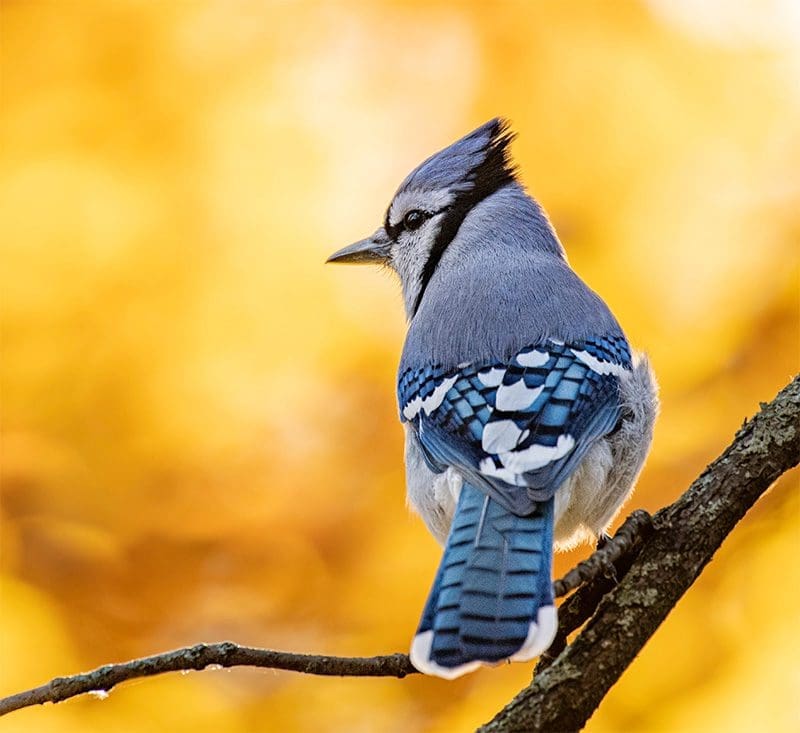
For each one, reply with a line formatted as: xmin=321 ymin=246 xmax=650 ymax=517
xmin=403 ymin=210 xmax=426 ymax=231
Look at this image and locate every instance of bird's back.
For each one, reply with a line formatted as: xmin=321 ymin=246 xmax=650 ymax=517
xmin=401 ymin=184 xmax=625 ymax=371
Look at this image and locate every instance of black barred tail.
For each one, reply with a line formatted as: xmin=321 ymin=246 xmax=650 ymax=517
xmin=410 ymin=483 xmax=557 ymax=679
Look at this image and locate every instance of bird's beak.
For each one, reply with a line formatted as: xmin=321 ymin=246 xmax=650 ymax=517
xmin=326 ymin=228 xmax=391 ymax=265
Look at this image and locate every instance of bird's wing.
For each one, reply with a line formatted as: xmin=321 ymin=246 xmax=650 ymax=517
xmin=398 ymin=336 xmax=632 ymax=515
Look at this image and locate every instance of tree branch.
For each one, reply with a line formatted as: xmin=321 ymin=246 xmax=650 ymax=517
xmin=1 ymin=375 xmax=796 ymax=724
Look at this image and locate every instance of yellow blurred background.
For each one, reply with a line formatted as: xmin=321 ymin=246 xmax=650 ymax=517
xmin=1 ymin=1 xmax=798 ymax=731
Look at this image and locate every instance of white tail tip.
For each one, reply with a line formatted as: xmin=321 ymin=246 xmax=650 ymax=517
xmin=409 ymin=604 xmax=558 ymax=679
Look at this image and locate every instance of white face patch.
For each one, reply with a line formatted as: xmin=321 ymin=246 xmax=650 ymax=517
xmin=389 ymin=214 xmax=451 ymax=318
xmin=495 ymin=381 xmax=544 ymax=411
xmin=571 ymin=349 xmax=629 ymax=378
xmin=477 ymin=367 xmax=505 ymax=387
xmin=515 ymin=349 xmax=549 ymax=367
xmin=402 ymin=375 xmax=458 ymax=420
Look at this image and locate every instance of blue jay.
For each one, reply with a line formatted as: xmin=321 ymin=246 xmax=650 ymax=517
xmin=327 ymin=119 xmax=658 ymax=679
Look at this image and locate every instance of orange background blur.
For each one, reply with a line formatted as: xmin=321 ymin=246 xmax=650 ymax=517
xmin=2 ymin=2 xmax=798 ymax=731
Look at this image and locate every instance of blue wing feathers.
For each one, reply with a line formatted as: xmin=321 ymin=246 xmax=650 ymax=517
xmin=399 ymin=336 xmax=631 ymax=513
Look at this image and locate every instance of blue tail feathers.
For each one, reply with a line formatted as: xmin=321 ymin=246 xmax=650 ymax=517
xmin=410 ymin=483 xmax=558 ymax=678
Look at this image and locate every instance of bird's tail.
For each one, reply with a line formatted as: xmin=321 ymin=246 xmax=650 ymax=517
xmin=410 ymin=483 xmax=557 ymax=679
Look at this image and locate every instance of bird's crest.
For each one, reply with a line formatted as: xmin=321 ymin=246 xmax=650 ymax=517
xmin=399 ymin=118 xmax=518 ymax=197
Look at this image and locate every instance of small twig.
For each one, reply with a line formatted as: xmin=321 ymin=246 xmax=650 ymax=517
xmin=0 ymin=644 xmax=417 ymax=716
xmin=552 ymin=509 xmax=653 ymax=598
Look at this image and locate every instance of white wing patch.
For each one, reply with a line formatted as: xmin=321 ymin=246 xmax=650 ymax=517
xmin=477 ymin=367 xmax=505 ymax=386
xmin=479 ymin=434 xmax=575 ymax=482
xmin=499 ymin=435 xmax=575 ymax=472
xmin=495 ymin=381 xmax=544 ymax=411
xmin=571 ymin=349 xmax=629 ymax=378
xmin=516 ymin=349 xmax=549 ymax=367
xmin=481 ymin=419 xmax=524 ymax=453
xmin=402 ymin=375 xmax=458 ymax=420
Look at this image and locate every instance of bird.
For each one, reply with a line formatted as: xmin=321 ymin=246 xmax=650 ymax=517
xmin=327 ymin=119 xmax=658 ymax=679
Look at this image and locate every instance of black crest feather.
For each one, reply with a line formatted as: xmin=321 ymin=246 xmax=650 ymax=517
xmin=465 ymin=118 xmax=518 ymax=198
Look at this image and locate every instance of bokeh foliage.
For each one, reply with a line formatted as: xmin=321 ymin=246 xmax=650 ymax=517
xmin=1 ymin=1 xmax=798 ymax=731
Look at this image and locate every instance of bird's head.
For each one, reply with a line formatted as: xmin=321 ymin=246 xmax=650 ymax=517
xmin=327 ymin=118 xmax=519 ymax=316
